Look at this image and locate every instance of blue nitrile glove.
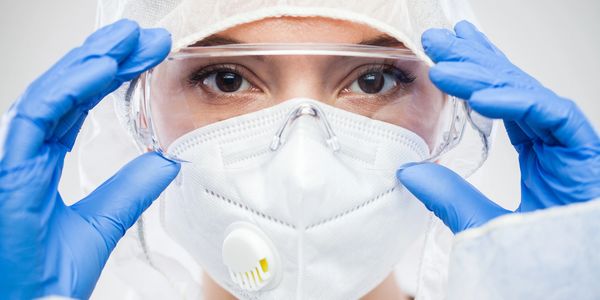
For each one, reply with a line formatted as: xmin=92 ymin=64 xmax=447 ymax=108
xmin=0 ymin=20 xmax=179 ymax=299
xmin=397 ymin=20 xmax=600 ymax=234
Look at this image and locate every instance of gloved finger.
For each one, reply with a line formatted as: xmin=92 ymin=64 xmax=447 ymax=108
xmin=422 ymin=27 xmax=497 ymax=65
xmin=51 ymin=27 xmax=172 ymax=150
xmin=0 ymin=145 xmax=64 ymax=218
xmin=397 ymin=162 xmax=509 ymax=234
xmin=428 ymin=61 xmax=496 ymax=100
xmin=36 ymin=19 xmax=141 ymax=81
xmin=453 ymin=20 xmax=506 ymax=57
xmin=114 ymin=27 xmax=171 ymax=83
xmin=429 ymin=60 xmax=540 ymax=101
xmin=503 ymin=120 xmax=532 ymax=147
xmin=2 ymin=57 xmax=118 ymax=166
xmin=21 ymin=19 xmax=141 ymax=108
xmin=77 ymin=27 xmax=172 ymax=112
xmin=441 ymin=69 xmax=541 ymax=148
xmin=470 ymin=87 xmax=556 ymax=145
xmin=470 ymin=87 xmax=599 ymax=148
xmin=48 ymin=106 xmax=88 ymax=149
xmin=1 ymin=19 xmax=141 ymax=166
xmin=70 ymin=152 xmax=180 ymax=250
xmin=57 ymin=112 xmax=87 ymax=151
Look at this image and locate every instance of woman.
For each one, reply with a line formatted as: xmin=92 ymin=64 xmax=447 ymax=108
xmin=1 ymin=0 xmax=597 ymax=299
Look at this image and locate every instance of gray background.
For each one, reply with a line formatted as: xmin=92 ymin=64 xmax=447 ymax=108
xmin=0 ymin=0 xmax=598 ymax=208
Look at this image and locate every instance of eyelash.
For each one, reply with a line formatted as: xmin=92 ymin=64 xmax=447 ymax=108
xmin=355 ymin=64 xmax=416 ymax=86
xmin=186 ymin=63 xmax=417 ymax=93
xmin=187 ymin=64 xmax=248 ymax=87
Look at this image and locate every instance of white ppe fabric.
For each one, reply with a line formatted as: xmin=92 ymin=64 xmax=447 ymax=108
xmin=161 ymin=98 xmax=432 ymax=299
xmin=447 ymin=198 xmax=600 ymax=300
xmin=84 ymin=0 xmax=483 ymax=298
xmin=96 ymin=0 xmax=477 ymax=62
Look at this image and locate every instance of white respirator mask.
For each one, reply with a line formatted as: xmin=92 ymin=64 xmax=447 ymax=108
xmin=159 ymin=98 xmax=433 ymax=299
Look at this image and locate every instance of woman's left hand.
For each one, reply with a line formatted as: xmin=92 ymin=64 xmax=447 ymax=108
xmin=397 ymin=21 xmax=600 ymax=234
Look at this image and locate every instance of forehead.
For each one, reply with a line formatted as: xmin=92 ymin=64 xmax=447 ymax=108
xmin=195 ymin=16 xmax=406 ymax=47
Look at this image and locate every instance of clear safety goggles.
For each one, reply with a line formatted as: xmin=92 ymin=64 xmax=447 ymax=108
xmin=128 ymin=43 xmax=492 ymax=170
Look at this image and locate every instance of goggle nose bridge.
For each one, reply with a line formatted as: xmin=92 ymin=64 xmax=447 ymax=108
xmin=269 ymin=101 xmax=340 ymax=152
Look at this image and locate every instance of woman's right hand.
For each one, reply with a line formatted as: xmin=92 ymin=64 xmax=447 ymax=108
xmin=0 ymin=19 xmax=180 ymax=299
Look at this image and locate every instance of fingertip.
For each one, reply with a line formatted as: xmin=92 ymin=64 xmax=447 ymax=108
xmin=396 ymin=162 xmax=490 ymax=234
xmin=453 ymin=20 xmax=506 ymax=57
xmin=428 ymin=61 xmax=495 ymax=100
xmin=148 ymin=27 xmax=172 ymax=42
xmin=428 ymin=63 xmax=447 ymax=82
xmin=421 ymin=28 xmax=455 ymax=60
xmin=396 ymin=162 xmax=440 ymax=189
xmin=113 ymin=18 xmax=140 ymax=31
xmin=455 ymin=20 xmax=473 ymax=27
xmin=108 ymin=152 xmax=180 ymax=200
xmin=396 ymin=162 xmax=422 ymax=189
xmin=428 ymin=63 xmax=467 ymax=98
xmin=467 ymin=88 xmax=495 ymax=115
xmin=421 ymin=28 xmax=454 ymax=46
xmin=84 ymin=18 xmax=140 ymax=51
xmin=397 ymin=162 xmax=468 ymax=205
xmin=454 ymin=20 xmax=477 ymax=34
xmin=396 ymin=161 xmax=421 ymax=175
xmin=163 ymin=156 xmax=182 ymax=177
xmin=114 ymin=28 xmax=172 ymax=81
xmin=396 ymin=163 xmax=458 ymax=228
xmin=141 ymin=151 xmax=180 ymax=166
xmin=141 ymin=27 xmax=172 ymax=58
xmin=144 ymin=151 xmax=181 ymax=176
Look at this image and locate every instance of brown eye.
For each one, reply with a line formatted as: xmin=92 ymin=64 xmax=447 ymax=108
xmin=347 ymin=65 xmax=416 ymax=96
xmin=201 ymin=70 xmax=251 ymax=93
xmin=214 ymin=71 xmax=243 ymax=92
xmin=357 ymin=72 xmax=385 ymax=94
xmin=350 ymin=71 xmax=397 ymax=94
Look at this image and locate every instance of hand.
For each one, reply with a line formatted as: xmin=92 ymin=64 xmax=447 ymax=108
xmin=396 ymin=21 xmax=600 ymax=234
xmin=0 ymin=20 xmax=180 ymax=299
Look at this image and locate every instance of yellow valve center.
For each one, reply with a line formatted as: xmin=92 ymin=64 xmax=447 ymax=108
xmin=260 ymin=258 xmax=269 ymax=273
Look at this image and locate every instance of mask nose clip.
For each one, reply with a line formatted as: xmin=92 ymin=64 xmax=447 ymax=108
xmin=270 ymin=101 xmax=340 ymax=152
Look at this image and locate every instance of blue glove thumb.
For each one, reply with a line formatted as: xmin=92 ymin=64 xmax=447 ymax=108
xmin=54 ymin=152 xmax=180 ymax=297
xmin=70 ymin=152 xmax=179 ymax=250
xmin=397 ymin=163 xmax=509 ymax=233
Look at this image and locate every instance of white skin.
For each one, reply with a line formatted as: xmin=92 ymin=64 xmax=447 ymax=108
xmin=156 ymin=16 xmax=445 ymax=299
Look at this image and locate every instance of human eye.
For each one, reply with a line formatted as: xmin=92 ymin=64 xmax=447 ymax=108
xmin=344 ymin=64 xmax=416 ymax=95
xmin=187 ymin=64 xmax=260 ymax=95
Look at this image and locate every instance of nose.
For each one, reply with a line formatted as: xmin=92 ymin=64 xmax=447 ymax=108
xmin=268 ymin=56 xmax=340 ymax=105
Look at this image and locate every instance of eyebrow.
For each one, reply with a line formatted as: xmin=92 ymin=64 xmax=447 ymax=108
xmin=359 ymin=35 xmax=407 ymax=48
xmin=190 ymin=36 xmax=242 ymax=47
xmin=189 ymin=34 xmax=407 ymax=48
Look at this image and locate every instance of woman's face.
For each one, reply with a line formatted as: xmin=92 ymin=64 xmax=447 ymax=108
xmin=155 ymin=17 xmax=435 ymax=299
xmin=150 ymin=17 xmax=445 ymax=151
